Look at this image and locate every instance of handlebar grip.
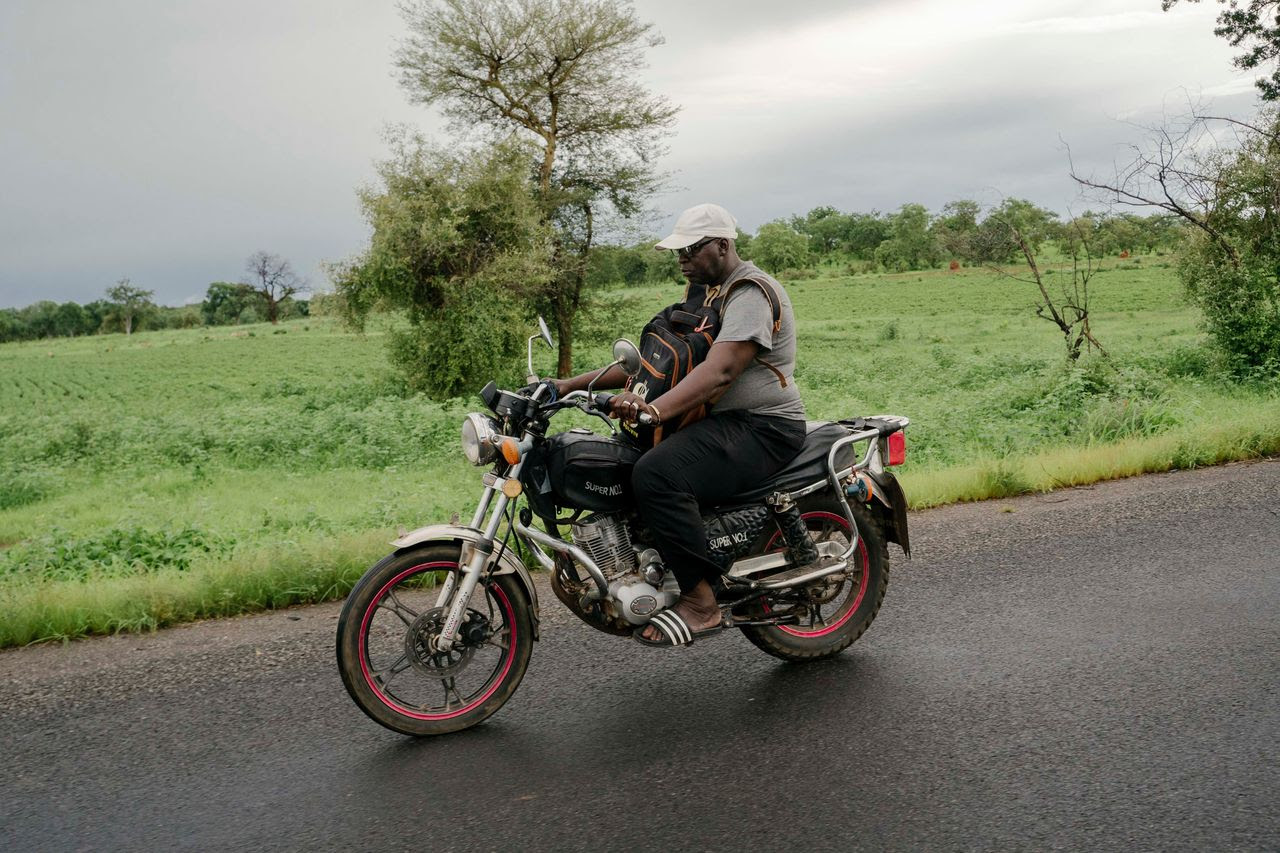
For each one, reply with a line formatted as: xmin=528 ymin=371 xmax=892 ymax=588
xmin=594 ymin=392 xmax=654 ymax=425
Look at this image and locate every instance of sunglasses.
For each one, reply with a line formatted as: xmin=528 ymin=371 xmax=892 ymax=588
xmin=675 ymin=237 xmax=717 ymax=260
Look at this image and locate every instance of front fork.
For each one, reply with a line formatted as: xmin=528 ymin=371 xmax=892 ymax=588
xmin=434 ymin=389 xmax=547 ymax=652
xmin=432 ymin=472 xmax=520 ymax=653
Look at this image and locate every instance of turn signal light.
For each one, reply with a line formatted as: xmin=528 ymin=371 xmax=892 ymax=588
xmin=500 ymin=437 xmax=522 ymax=465
xmin=887 ymin=431 xmax=906 ymax=466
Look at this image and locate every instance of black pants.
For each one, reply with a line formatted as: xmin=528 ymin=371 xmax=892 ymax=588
xmin=631 ymin=410 xmax=807 ymax=593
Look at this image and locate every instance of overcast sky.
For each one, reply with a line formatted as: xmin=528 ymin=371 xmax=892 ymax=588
xmin=0 ymin=0 xmax=1260 ymax=308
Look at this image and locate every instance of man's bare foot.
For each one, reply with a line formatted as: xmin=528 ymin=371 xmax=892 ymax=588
xmin=640 ymin=579 xmax=722 ymax=643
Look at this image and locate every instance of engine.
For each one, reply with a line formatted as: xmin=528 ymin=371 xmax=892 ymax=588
xmin=569 ymin=514 xmax=679 ymax=626
xmin=569 ymin=514 xmax=636 ymax=576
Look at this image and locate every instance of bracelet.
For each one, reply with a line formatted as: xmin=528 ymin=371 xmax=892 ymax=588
xmin=649 ymin=404 xmax=662 ymax=424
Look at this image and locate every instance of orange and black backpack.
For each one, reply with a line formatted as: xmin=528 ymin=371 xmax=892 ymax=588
xmin=622 ymin=277 xmax=783 ymax=448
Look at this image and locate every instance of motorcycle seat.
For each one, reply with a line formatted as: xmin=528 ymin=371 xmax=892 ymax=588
xmin=718 ymin=422 xmax=855 ymax=505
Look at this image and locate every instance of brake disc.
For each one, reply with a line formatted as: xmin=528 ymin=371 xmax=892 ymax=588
xmin=404 ymin=607 xmax=481 ymax=678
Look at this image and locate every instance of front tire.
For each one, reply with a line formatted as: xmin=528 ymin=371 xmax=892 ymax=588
xmin=336 ymin=543 xmax=533 ymax=736
xmin=739 ymin=498 xmax=889 ymax=663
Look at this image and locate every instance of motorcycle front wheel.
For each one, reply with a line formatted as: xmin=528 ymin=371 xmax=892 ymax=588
xmin=336 ymin=543 xmax=533 ymax=736
xmin=738 ymin=498 xmax=889 ymax=663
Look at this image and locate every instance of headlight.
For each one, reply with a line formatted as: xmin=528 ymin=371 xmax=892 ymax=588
xmin=461 ymin=413 xmax=500 ymax=465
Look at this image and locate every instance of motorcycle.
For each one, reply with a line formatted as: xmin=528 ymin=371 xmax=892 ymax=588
xmin=336 ymin=320 xmax=911 ymax=736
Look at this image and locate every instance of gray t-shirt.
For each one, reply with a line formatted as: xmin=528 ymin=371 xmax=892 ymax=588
xmin=711 ymin=261 xmax=806 ymax=420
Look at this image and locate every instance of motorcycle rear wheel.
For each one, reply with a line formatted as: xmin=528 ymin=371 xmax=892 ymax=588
xmin=336 ymin=543 xmax=533 ymax=736
xmin=738 ymin=498 xmax=889 ymax=663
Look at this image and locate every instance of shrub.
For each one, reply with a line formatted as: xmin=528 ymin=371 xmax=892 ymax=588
xmin=2 ymin=525 xmax=237 ymax=582
xmin=1178 ymin=233 xmax=1280 ymax=376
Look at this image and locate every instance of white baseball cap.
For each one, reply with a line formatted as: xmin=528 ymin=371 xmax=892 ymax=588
xmin=654 ymin=203 xmax=739 ymax=250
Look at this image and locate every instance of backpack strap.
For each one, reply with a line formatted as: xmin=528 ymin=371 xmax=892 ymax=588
xmin=717 ymin=277 xmax=788 ymax=388
xmin=720 ymin=277 xmax=783 ymax=334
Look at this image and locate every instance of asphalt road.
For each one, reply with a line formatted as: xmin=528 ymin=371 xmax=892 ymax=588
xmin=2 ymin=460 xmax=1278 ymax=852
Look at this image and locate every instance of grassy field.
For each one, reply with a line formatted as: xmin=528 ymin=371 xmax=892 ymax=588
xmin=3 ymin=259 xmax=1278 ymax=645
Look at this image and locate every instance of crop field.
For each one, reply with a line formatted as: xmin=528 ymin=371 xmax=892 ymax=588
xmin=2 ymin=259 xmax=1278 ymax=645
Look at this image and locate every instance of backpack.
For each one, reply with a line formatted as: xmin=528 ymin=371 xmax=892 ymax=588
xmin=622 ymin=277 xmax=784 ymax=448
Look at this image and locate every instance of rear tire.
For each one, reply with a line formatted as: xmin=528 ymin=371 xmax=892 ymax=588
xmin=336 ymin=543 xmax=533 ymax=736
xmin=739 ymin=498 xmax=889 ymax=663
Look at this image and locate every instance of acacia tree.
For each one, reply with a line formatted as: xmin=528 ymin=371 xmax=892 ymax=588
xmin=104 ymin=278 xmax=155 ymax=336
xmin=397 ymin=0 xmax=677 ymax=375
xmin=1163 ymin=1 xmax=1280 ymax=101
xmin=243 ymin=252 xmax=305 ymax=324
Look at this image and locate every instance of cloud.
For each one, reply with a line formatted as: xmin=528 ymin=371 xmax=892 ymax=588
xmin=998 ymin=11 xmax=1163 ymax=36
xmin=0 ymin=0 xmax=1258 ymax=307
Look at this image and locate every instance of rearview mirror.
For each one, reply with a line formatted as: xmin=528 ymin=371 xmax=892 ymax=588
xmin=527 ymin=317 xmax=555 ymax=384
xmin=612 ymin=338 xmax=642 ymax=377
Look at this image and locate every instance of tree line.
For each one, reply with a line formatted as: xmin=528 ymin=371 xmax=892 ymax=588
xmin=584 ymin=203 xmax=1188 ymax=287
xmin=1 ymin=252 xmax=309 ymax=344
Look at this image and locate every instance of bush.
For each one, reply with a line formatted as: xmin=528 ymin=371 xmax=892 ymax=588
xmin=1178 ymin=235 xmax=1280 ymax=375
xmin=331 ymin=135 xmax=554 ymax=400
xmin=2 ymin=525 xmax=236 ymax=582
xmin=0 ymin=473 xmax=49 ymax=510
xmin=387 ymin=279 xmax=527 ymax=398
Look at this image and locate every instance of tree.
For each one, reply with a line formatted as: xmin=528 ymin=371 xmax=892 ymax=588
xmin=81 ymin=300 xmax=113 ymax=335
xmin=845 ymin=212 xmax=891 ymax=260
xmin=1072 ymin=108 xmax=1280 ymax=372
xmin=752 ymin=221 xmax=811 ymax=274
xmin=243 ymin=252 xmax=304 ymax=325
xmin=874 ymin=203 xmax=942 ymax=272
xmin=53 ymin=301 xmax=89 ymax=337
xmin=930 ymin=200 xmax=982 ymax=264
xmin=202 ymin=282 xmax=260 ymax=326
xmin=1163 ymin=1 xmax=1280 ymax=101
xmin=984 ymin=214 xmax=1106 ymax=361
xmin=790 ymin=206 xmax=857 ymax=255
xmin=331 ymin=136 xmax=554 ymax=398
xmin=953 ymin=199 xmax=1060 ymax=266
xmin=0 ymin=309 xmax=20 ymax=343
xmin=105 ymin=278 xmax=155 ymax=336
xmin=397 ymin=0 xmax=677 ymax=376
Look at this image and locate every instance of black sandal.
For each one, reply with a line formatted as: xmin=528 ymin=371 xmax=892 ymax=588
xmin=633 ymin=609 xmax=730 ymax=648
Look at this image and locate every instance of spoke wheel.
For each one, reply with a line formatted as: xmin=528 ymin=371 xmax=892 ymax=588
xmin=337 ymin=544 xmax=533 ymax=736
xmin=739 ymin=497 xmax=889 ymax=663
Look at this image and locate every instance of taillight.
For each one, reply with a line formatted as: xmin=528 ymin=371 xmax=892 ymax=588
xmin=887 ymin=431 xmax=906 ymax=466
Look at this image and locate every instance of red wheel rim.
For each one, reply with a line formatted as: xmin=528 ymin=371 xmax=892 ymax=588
xmin=357 ymin=561 xmax=516 ymax=721
xmin=762 ymin=511 xmax=869 ymax=637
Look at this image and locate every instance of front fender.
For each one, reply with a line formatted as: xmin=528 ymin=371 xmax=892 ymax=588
xmin=392 ymin=524 xmax=541 ymax=640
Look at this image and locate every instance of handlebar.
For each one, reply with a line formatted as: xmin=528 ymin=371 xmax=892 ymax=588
xmin=591 ymin=392 xmax=655 ymax=425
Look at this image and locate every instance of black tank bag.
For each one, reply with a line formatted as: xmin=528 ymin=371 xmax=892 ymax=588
xmin=623 ymin=278 xmax=783 ymax=448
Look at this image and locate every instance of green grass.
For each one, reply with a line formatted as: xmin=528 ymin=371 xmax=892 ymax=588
xmin=2 ymin=258 xmax=1277 ymax=646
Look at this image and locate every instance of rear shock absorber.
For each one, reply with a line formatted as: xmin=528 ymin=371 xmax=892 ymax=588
xmin=766 ymin=492 xmax=819 ymax=566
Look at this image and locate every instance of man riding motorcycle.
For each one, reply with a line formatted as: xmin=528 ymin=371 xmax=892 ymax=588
xmin=553 ymin=203 xmax=807 ymax=646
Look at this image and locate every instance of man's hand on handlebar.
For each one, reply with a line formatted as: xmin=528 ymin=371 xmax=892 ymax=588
xmin=605 ymin=391 xmax=658 ymax=425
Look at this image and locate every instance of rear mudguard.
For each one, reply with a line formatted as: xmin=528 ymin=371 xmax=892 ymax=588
xmin=391 ymin=524 xmax=541 ymax=640
xmin=864 ymin=471 xmax=911 ymax=557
